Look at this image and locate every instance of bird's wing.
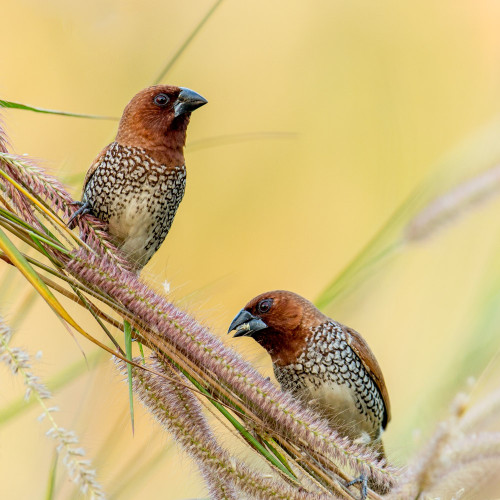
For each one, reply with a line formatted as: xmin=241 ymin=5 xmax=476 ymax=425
xmin=343 ymin=324 xmax=391 ymax=427
xmin=82 ymin=147 xmax=108 ymax=196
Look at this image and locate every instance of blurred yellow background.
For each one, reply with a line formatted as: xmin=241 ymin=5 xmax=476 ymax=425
xmin=2 ymin=1 xmax=500 ymax=498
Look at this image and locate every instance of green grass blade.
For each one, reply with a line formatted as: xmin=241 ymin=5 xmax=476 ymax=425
xmin=0 ymin=229 xmax=141 ymax=368
xmin=0 ymin=206 xmax=50 ymax=236
xmin=179 ymin=365 xmax=297 ymax=480
xmin=153 ymin=0 xmax=225 ymax=83
xmin=21 ymin=219 xmax=123 ymax=355
xmin=0 ymin=227 xmax=147 ymax=367
xmin=263 ymin=438 xmax=295 ymax=477
xmin=0 ymin=99 xmax=117 ymax=120
xmin=0 ymin=209 xmax=66 ymax=250
xmin=124 ymin=320 xmax=135 ymax=434
xmin=315 ymin=187 xmax=423 ymax=310
xmin=74 ymin=289 xmax=124 ymax=355
xmin=0 ymin=226 xmax=71 ymax=316
xmin=137 ymin=340 xmax=145 ymax=364
xmin=0 ymin=163 xmax=91 ymax=251
xmin=29 ymin=233 xmax=70 ymax=257
xmin=44 ymin=452 xmax=58 ymax=500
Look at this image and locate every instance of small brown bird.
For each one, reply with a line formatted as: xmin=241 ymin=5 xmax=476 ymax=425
xmin=69 ymin=85 xmax=207 ymax=268
xmin=228 ymin=290 xmax=390 ymax=474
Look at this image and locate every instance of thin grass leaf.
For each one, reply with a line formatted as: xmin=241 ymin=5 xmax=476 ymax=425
xmin=0 ymin=235 xmax=130 ymax=318
xmin=0 ymin=165 xmax=91 ymax=251
xmin=177 ymin=360 xmax=298 ymax=481
xmin=0 ymin=226 xmax=169 ymax=380
xmin=0 ymin=205 xmax=51 ymax=236
xmin=315 ymin=188 xmax=422 ymax=309
xmin=0 ymin=226 xmax=72 ymax=320
xmin=264 ymin=438 xmax=296 ymax=479
xmin=138 ymin=341 xmax=145 ymax=364
xmin=44 ymin=452 xmax=58 ymax=500
xmin=124 ymin=320 xmax=135 ymax=434
xmin=73 ymin=289 xmax=124 ymax=355
xmin=27 ymin=219 xmax=124 ymax=355
xmin=0 ymin=99 xmax=117 ymax=120
xmin=0 ymin=206 xmax=69 ymax=254
xmin=29 ymin=232 xmax=70 ymax=257
xmin=153 ymin=0 xmax=225 ymax=83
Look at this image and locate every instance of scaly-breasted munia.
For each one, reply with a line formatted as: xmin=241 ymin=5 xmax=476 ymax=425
xmin=228 ymin=290 xmax=391 ymax=457
xmin=69 ymin=85 xmax=207 ymax=268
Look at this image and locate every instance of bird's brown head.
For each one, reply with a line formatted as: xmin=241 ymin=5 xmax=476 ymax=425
xmin=115 ymin=85 xmax=207 ymax=164
xmin=228 ymin=290 xmax=328 ymax=366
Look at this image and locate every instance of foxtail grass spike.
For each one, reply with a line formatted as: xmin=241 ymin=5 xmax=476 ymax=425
xmin=69 ymin=249 xmax=396 ymax=489
xmin=405 ymin=164 xmax=500 ymax=242
xmin=116 ymin=355 xmax=332 ymax=499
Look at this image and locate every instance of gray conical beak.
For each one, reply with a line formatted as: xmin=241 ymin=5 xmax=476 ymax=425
xmin=174 ymin=87 xmax=208 ymax=117
xmin=228 ymin=309 xmax=268 ymax=338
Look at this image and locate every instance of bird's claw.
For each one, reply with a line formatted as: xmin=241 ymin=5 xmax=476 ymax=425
xmin=67 ymin=201 xmax=91 ymax=228
xmin=346 ymin=474 xmax=368 ymax=500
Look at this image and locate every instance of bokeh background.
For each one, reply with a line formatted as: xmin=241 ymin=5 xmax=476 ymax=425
xmin=2 ymin=1 xmax=500 ymax=498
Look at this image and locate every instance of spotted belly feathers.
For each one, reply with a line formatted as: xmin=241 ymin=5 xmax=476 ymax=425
xmin=274 ymin=321 xmax=386 ymax=442
xmin=83 ymin=142 xmax=186 ymax=268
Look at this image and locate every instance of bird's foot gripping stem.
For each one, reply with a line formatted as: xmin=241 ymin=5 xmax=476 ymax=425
xmin=346 ymin=475 xmax=368 ymax=500
xmin=67 ymin=201 xmax=91 ymax=228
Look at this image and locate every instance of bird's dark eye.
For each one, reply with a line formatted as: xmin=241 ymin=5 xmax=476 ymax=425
xmin=153 ymin=93 xmax=170 ymax=107
xmin=257 ymin=298 xmax=273 ymax=314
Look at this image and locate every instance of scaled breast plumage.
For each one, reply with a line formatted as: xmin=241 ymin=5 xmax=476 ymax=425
xmin=275 ymin=321 xmax=388 ymax=436
xmin=83 ymin=142 xmax=186 ymax=267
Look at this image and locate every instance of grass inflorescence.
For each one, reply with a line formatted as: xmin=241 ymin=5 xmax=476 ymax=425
xmin=0 ymin=115 xmax=395 ymax=499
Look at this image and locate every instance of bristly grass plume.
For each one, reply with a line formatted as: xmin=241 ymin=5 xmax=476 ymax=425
xmin=0 ymin=115 xmax=396 ymax=498
xmin=3 ymin=6 xmax=500 ymax=490
xmin=388 ymin=385 xmax=500 ymax=499
xmin=3 ymin=97 xmax=500 ymax=497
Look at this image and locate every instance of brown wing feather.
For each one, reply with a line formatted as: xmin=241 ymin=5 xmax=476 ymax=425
xmin=82 ymin=146 xmax=109 ymax=196
xmin=343 ymin=324 xmax=391 ymax=428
